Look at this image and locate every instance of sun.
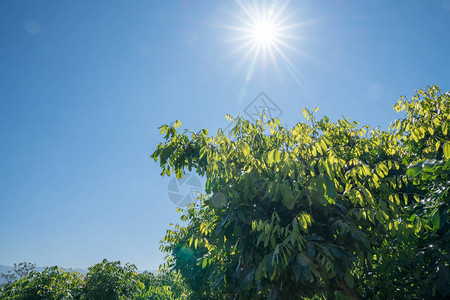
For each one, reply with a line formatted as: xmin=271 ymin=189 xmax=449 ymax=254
xmin=251 ymin=19 xmax=276 ymax=46
xmin=224 ymin=0 xmax=308 ymax=86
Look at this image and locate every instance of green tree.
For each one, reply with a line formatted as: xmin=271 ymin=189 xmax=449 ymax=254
xmin=152 ymin=86 xmax=449 ymax=299
xmin=358 ymin=86 xmax=449 ymax=298
xmin=160 ymin=202 xmax=228 ymax=299
xmin=0 ymin=266 xmax=84 ymax=299
xmin=82 ymin=259 xmax=143 ymax=300
xmin=385 ymin=86 xmax=449 ymax=297
xmin=0 ymin=262 xmax=36 ymax=286
xmin=0 ymin=260 xmax=191 ymax=300
xmin=136 ymin=270 xmax=190 ymax=300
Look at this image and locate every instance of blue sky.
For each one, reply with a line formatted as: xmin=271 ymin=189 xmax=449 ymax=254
xmin=0 ymin=0 xmax=449 ymax=271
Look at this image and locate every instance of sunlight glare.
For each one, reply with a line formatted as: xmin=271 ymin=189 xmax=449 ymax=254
xmin=252 ymin=19 xmax=276 ymax=46
xmin=224 ymin=0 xmax=311 ymax=90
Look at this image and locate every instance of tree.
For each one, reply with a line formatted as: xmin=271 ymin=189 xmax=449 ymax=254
xmin=0 ymin=266 xmax=84 ymax=299
xmin=383 ymin=86 xmax=449 ymax=297
xmin=82 ymin=259 xmax=143 ymax=300
xmin=0 ymin=259 xmax=192 ymax=300
xmin=359 ymin=86 xmax=450 ymax=298
xmin=136 ymin=270 xmax=191 ymax=300
xmin=160 ymin=202 xmax=228 ymax=299
xmin=152 ymin=85 xmax=449 ymax=299
xmin=0 ymin=262 xmax=36 ymax=286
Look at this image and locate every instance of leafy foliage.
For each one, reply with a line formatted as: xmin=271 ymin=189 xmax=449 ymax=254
xmin=153 ymin=86 xmax=449 ymax=299
xmin=386 ymin=86 xmax=450 ymax=297
xmin=0 ymin=266 xmax=84 ymax=299
xmin=0 ymin=262 xmax=36 ymax=286
xmin=136 ymin=270 xmax=190 ymax=300
xmin=160 ymin=202 xmax=227 ymax=299
xmin=0 ymin=260 xmax=190 ymax=300
xmin=82 ymin=259 xmax=143 ymax=300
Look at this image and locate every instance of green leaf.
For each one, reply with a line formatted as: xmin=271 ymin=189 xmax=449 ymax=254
xmin=280 ymin=181 xmax=295 ymax=209
xmin=267 ymin=150 xmax=275 ymax=164
xmin=303 ymin=213 xmax=312 ymax=225
xmin=432 ymin=210 xmax=440 ymax=230
xmin=241 ymin=142 xmax=251 ymax=157
xmin=407 ymin=161 xmax=424 ymax=178
xmin=269 ymin=264 xmax=277 ymax=281
xmin=298 ymin=215 xmax=308 ymax=232
xmin=415 ymin=218 xmax=422 ymax=234
xmin=379 ymin=163 xmax=389 ymax=176
xmin=375 ymin=165 xmax=384 ymax=178
xmin=444 ymin=141 xmax=450 ymax=159
xmin=360 ymin=186 xmax=374 ymax=205
xmin=255 ymin=261 xmax=264 ymax=281
xmin=322 ymin=175 xmax=336 ymax=200
xmin=265 ymin=255 xmax=275 ymax=280
xmin=344 ymin=272 xmax=354 ymax=289
xmin=320 ymin=139 xmax=327 ymax=151
xmin=394 ymin=194 xmax=400 ymax=205
xmin=306 ymin=242 xmax=315 ymax=259
xmin=274 ymin=150 xmax=281 ymax=162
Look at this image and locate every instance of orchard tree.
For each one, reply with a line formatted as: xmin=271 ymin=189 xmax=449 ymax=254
xmin=0 ymin=266 xmax=84 ymax=299
xmin=0 ymin=260 xmax=191 ymax=300
xmin=82 ymin=259 xmax=143 ymax=300
xmin=160 ymin=201 xmax=231 ymax=299
xmin=386 ymin=86 xmax=449 ymax=297
xmin=136 ymin=270 xmax=191 ymax=300
xmin=153 ymin=85 xmax=449 ymax=299
xmin=0 ymin=262 xmax=36 ymax=286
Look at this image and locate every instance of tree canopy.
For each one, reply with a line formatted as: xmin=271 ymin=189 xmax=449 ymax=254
xmin=0 ymin=260 xmax=190 ymax=300
xmin=153 ymin=85 xmax=449 ymax=299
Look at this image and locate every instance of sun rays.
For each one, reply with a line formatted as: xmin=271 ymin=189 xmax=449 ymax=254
xmin=224 ymin=0 xmax=309 ymax=87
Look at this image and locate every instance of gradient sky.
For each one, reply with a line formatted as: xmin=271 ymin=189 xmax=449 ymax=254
xmin=1 ymin=0 xmax=449 ymax=271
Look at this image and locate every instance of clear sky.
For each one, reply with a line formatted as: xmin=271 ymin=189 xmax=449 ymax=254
xmin=0 ymin=0 xmax=449 ymax=271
